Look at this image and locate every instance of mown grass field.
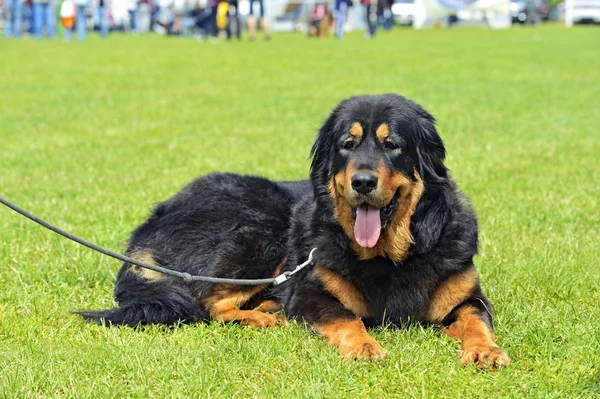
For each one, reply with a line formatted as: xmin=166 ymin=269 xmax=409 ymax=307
xmin=1 ymin=25 xmax=599 ymax=398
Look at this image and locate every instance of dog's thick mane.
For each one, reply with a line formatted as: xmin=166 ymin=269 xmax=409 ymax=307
xmin=308 ymin=93 xmax=452 ymax=260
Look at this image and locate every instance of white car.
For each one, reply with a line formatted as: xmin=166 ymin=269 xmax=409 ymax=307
xmin=391 ymin=0 xmax=422 ymax=25
xmin=572 ymin=0 xmax=600 ymax=23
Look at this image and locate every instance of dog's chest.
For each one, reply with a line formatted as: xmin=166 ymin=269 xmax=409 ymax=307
xmin=350 ymin=259 xmax=436 ymax=326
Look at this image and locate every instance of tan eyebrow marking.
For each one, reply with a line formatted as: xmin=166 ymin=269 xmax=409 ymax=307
xmin=349 ymin=122 xmax=363 ymax=139
xmin=376 ymin=123 xmax=390 ymax=141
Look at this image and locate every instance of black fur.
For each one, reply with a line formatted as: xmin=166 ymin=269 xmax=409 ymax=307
xmin=79 ymin=94 xmax=494 ymax=340
xmin=272 ymin=94 xmax=486 ymax=329
xmin=77 ymin=173 xmax=299 ymax=326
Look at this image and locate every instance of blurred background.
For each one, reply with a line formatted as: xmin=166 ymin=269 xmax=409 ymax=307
xmin=1 ymin=0 xmax=598 ymax=41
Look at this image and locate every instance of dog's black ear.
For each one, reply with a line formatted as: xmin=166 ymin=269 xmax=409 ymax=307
xmin=310 ymin=107 xmax=340 ymax=198
xmin=412 ymin=110 xmax=447 ymax=183
xmin=410 ymin=186 xmax=450 ymax=254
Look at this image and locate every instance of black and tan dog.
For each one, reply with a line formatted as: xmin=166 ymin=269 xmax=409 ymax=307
xmin=78 ymin=94 xmax=509 ymax=369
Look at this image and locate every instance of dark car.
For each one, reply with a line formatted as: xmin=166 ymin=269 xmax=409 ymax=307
xmin=510 ymin=0 xmax=550 ymax=23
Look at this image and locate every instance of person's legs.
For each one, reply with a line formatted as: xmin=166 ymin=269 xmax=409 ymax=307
xmin=226 ymin=0 xmax=239 ymax=39
xmin=129 ymin=9 xmax=138 ymax=32
xmin=247 ymin=0 xmax=256 ymax=39
xmin=98 ymin=6 xmax=109 ymax=37
xmin=3 ymin=7 xmax=8 ymax=37
xmin=33 ymin=2 xmax=43 ymax=39
xmin=77 ymin=4 xmax=86 ymax=40
xmin=208 ymin=5 xmax=218 ymax=37
xmin=26 ymin=2 xmax=34 ymax=34
xmin=336 ymin=1 xmax=346 ymax=38
xmin=4 ymin=0 xmax=15 ymax=37
xmin=258 ymin=0 xmax=269 ymax=39
xmin=43 ymin=2 xmax=55 ymax=38
xmin=13 ymin=0 xmax=23 ymax=37
xmin=64 ymin=24 xmax=73 ymax=40
xmin=6 ymin=0 xmax=24 ymax=37
xmin=232 ymin=1 xmax=240 ymax=39
xmin=364 ymin=3 xmax=376 ymax=37
xmin=383 ymin=6 xmax=392 ymax=30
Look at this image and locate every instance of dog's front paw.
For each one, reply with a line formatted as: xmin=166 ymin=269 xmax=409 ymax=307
xmin=339 ymin=336 xmax=386 ymax=361
xmin=460 ymin=345 xmax=510 ymax=369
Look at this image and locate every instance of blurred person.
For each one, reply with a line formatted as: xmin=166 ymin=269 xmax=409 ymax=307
xmin=150 ymin=0 xmax=161 ymax=31
xmin=32 ymin=0 xmax=55 ymax=39
xmin=205 ymin=0 xmax=218 ymax=41
xmin=25 ymin=0 xmax=34 ymax=34
xmin=172 ymin=0 xmax=192 ymax=35
xmin=181 ymin=0 xmax=194 ymax=35
xmin=378 ymin=0 xmax=392 ymax=30
xmin=152 ymin=0 xmax=172 ymax=33
xmin=215 ymin=0 xmax=227 ymax=36
xmin=226 ymin=0 xmax=240 ymax=40
xmin=60 ymin=0 xmax=76 ymax=40
xmin=137 ymin=0 xmax=151 ymax=31
xmin=127 ymin=0 xmax=139 ymax=33
xmin=111 ymin=0 xmax=129 ymax=30
xmin=74 ymin=0 xmax=89 ymax=40
xmin=334 ymin=0 xmax=350 ymax=38
xmin=525 ymin=0 xmax=540 ymax=24
xmin=361 ymin=0 xmax=376 ymax=38
xmin=96 ymin=0 xmax=110 ymax=37
xmin=3 ymin=0 xmax=24 ymax=38
xmin=190 ymin=0 xmax=211 ymax=39
xmin=247 ymin=0 xmax=269 ymax=41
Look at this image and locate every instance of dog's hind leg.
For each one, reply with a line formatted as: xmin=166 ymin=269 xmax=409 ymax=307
xmin=199 ymin=260 xmax=286 ymax=328
xmin=200 ymin=285 xmax=285 ymax=328
xmin=245 ymin=298 xmax=282 ymax=313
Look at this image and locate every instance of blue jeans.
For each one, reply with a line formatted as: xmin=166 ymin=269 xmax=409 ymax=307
xmin=76 ymin=4 xmax=86 ymax=40
xmin=4 ymin=0 xmax=23 ymax=37
xmin=129 ymin=9 xmax=138 ymax=32
xmin=97 ymin=6 xmax=109 ymax=37
xmin=33 ymin=2 xmax=54 ymax=39
xmin=335 ymin=0 xmax=346 ymax=38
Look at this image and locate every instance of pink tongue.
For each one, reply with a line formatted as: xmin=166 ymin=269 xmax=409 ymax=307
xmin=354 ymin=205 xmax=381 ymax=248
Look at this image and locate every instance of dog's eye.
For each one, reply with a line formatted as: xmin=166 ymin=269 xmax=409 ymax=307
xmin=384 ymin=140 xmax=400 ymax=150
xmin=342 ymin=140 xmax=357 ymax=150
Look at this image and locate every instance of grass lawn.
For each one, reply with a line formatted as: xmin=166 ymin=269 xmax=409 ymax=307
xmin=1 ymin=25 xmax=599 ymax=398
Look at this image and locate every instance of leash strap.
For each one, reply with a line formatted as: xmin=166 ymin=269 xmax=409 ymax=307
xmin=0 ymin=196 xmax=315 ymax=286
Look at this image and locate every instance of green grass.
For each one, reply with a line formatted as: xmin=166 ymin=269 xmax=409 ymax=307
xmin=1 ymin=25 xmax=599 ymax=398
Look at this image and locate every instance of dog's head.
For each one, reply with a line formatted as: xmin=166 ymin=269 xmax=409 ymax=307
xmin=310 ymin=94 xmax=448 ymax=261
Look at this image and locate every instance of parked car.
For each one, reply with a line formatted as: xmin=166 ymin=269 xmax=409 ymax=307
xmin=510 ymin=0 xmax=550 ymax=23
xmin=391 ymin=0 xmax=419 ymax=25
xmin=572 ymin=0 xmax=600 ymax=23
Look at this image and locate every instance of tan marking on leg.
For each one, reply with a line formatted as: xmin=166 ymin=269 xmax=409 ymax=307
xmin=199 ymin=260 xmax=286 ymax=328
xmin=315 ymin=267 xmax=372 ymax=318
xmin=246 ymin=298 xmax=282 ymax=313
xmin=424 ymin=268 xmax=479 ymax=323
xmin=444 ymin=306 xmax=510 ymax=369
xmin=349 ymin=122 xmax=363 ymax=140
xmin=128 ymin=251 xmax=166 ymax=281
xmin=376 ymin=123 xmax=389 ymax=141
xmin=316 ymin=318 xmax=386 ymax=361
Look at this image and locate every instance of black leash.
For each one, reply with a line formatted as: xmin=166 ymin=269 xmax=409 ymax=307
xmin=0 ymin=196 xmax=316 ymax=286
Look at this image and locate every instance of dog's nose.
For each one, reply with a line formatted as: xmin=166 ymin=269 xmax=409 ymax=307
xmin=351 ymin=172 xmax=378 ymax=194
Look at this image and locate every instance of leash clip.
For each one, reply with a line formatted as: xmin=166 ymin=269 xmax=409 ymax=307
xmin=272 ymin=248 xmax=317 ymax=286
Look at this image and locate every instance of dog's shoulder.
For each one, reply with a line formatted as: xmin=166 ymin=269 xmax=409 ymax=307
xmin=410 ymin=177 xmax=478 ymax=258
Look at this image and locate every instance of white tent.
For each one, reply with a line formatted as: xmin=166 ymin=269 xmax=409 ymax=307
xmin=414 ymin=0 xmax=511 ymax=28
